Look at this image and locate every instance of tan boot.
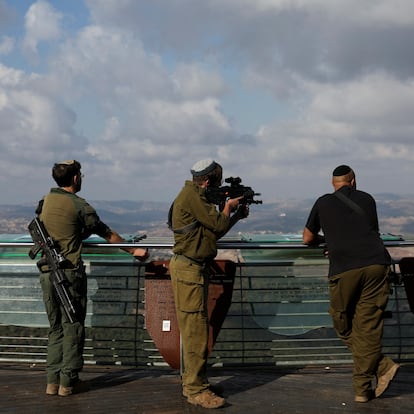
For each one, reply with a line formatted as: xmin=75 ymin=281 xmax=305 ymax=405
xmin=187 ymin=389 xmax=226 ymax=409
xmin=58 ymin=385 xmax=73 ymax=397
xmin=58 ymin=380 xmax=89 ymax=397
xmin=183 ymin=383 xmax=224 ymax=398
xmin=46 ymin=383 xmax=59 ymax=395
xmin=375 ymin=363 xmax=400 ymax=398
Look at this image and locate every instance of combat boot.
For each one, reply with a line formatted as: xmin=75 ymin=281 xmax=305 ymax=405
xmin=58 ymin=380 xmax=89 ymax=397
xmin=187 ymin=389 xmax=226 ymax=409
xmin=45 ymin=383 xmax=59 ymax=395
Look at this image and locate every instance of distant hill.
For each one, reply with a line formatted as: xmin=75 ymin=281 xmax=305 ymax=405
xmin=1 ymin=194 xmax=414 ymax=238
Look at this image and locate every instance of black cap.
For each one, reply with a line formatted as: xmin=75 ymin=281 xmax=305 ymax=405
xmin=333 ymin=165 xmax=352 ymax=176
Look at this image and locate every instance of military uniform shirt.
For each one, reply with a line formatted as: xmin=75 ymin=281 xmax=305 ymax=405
xmin=172 ymin=181 xmax=230 ymax=262
xmin=40 ymin=187 xmax=112 ymax=267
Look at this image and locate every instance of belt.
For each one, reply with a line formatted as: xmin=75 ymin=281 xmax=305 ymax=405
xmin=40 ymin=260 xmax=84 ymax=273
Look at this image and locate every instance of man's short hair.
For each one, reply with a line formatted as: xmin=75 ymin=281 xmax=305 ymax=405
xmin=52 ymin=160 xmax=81 ymax=187
xmin=191 ymin=159 xmax=222 ymax=187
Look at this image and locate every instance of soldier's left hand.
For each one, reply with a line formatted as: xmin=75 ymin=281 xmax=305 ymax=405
xmin=133 ymin=248 xmax=150 ymax=262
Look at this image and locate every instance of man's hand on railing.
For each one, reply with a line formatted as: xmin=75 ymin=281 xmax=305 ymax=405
xmin=133 ymin=247 xmax=150 ymax=262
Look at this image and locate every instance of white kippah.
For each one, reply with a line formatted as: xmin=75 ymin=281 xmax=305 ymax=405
xmin=190 ymin=159 xmax=217 ymax=176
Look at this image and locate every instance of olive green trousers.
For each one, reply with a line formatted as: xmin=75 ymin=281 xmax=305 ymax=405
xmin=329 ymin=264 xmax=395 ymax=397
xmin=40 ymin=268 xmax=87 ymax=387
xmin=169 ymin=255 xmax=210 ymax=396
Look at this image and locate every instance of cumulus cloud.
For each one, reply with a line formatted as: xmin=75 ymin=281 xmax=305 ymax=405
xmin=305 ymin=73 xmax=414 ymax=137
xmin=49 ymin=25 xmax=173 ymax=105
xmin=173 ymin=63 xmax=227 ymax=99
xmin=48 ymin=24 xmax=234 ymax=151
xmin=254 ymin=71 xmax=414 ymax=164
xmin=0 ymin=63 xmax=87 ymax=182
xmin=22 ymin=0 xmax=62 ymax=60
xmin=1 ymin=0 xmax=414 ymax=203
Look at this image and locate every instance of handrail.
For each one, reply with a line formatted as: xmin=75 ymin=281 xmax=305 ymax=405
xmin=1 ymin=240 xmax=413 ymax=249
xmin=1 ymin=237 xmax=413 ymax=367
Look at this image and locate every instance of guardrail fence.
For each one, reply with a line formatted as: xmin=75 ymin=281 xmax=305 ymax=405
xmin=1 ymin=238 xmax=413 ymax=367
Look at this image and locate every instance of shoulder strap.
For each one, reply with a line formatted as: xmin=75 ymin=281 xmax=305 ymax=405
xmin=334 ymin=191 xmax=366 ymax=217
xmin=35 ymin=199 xmax=44 ymax=216
xmin=167 ymin=202 xmax=199 ymax=234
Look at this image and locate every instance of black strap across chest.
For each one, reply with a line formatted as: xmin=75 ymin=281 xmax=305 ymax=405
xmin=167 ymin=202 xmax=199 ymax=234
xmin=334 ymin=191 xmax=366 ymax=217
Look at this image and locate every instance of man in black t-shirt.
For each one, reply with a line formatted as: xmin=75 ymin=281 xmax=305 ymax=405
xmin=303 ymin=165 xmax=399 ymax=403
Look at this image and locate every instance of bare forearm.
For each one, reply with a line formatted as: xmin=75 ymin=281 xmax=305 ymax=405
xmin=105 ymin=230 xmax=149 ymax=261
xmin=302 ymin=227 xmax=325 ymax=245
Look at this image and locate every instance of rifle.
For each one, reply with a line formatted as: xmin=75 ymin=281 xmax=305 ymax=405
xmin=128 ymin=233 xmax=147 ymax=243
xmin=28 ymin=217 xmax=78 ymax=323
xmin=205 ymin=176 xmax=262 ymax=211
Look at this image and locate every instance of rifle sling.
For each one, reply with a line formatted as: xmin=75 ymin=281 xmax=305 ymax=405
xmin=168 ymin=202 xmax=199 ymax=234
xmin=334 ymin=191 xmax=366 ymax=217
xmin=172 ymin=221 xmax=199 ymax=235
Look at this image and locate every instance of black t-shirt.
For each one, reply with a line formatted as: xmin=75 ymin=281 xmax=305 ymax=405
xmin=305 ymin=186 xmax=391 ymax=276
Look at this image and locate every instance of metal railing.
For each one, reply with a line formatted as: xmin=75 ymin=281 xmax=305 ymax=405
xmin=0 ymin=238 xmax=413 ymax=367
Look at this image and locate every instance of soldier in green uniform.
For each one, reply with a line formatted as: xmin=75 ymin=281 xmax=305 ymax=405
xmin=37 ymin=160 xmax=149 ymax=397
xmin=169 ymin=159 xmax=249 ymax=409
xmin=303 ymin=165 xmax=399 ymax=403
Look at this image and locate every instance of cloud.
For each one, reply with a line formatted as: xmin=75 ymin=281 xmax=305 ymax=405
xmin=1 ymin=0 xmax=414 ymax=204
xmin=22 ymin=0 xmax=62 ymax=60
xmin=256 ymin=71 xmax=414 ymax=158
xmin=49 ymin=25 xmax=171 ymax=101
xmin=48 ymin=24 xmax=236 ymax=152
xmin=84 ymin=1 xmax=414 ymax=98
xmin=0 ymin=63 xmax=88 ymax=175
xmin=306 ymin=72 xmax=414 ymax=137
xmin=173 ymin=63 xmax=227 ymax=100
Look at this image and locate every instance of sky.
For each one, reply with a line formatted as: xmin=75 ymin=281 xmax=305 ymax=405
xmin=1 ymin=0 xmax=414 ymax=205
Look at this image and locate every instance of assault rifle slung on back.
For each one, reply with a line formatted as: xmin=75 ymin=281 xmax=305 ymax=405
xmin=205 ymin=176 xmax=262 ymax=211
xmin=28 ymin=217 xmax=77 ymax=323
